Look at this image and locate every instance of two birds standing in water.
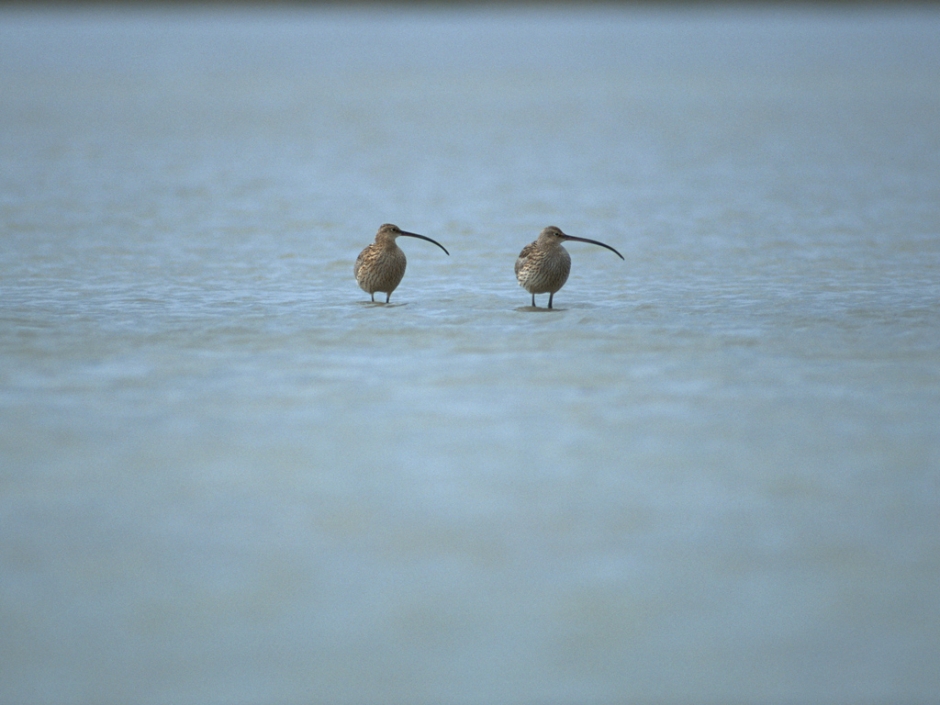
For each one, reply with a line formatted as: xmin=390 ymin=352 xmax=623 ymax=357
xmin=355 ymin=223 xmax=623 ymax=308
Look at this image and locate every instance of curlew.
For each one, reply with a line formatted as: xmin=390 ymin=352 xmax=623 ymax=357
xmin=354 ymin=223 xmax=449 ymax=303
xmin=515 ymin=226 xmax=624 ymax=309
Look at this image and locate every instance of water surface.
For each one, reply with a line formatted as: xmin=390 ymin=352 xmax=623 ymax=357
xmin=1 ymin=5 xmax=939 ymax=704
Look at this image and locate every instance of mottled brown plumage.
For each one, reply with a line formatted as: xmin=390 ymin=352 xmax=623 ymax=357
xmin=354 ymin=224 xmax=449 ymax=303
xmin=515 ymin=226 xmax=624 ymax=308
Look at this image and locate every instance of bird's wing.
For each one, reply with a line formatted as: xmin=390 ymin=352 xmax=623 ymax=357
xmin=514 ymin=242 xmax=535 ymax=276
xmin=354 ymin=245 xmax=371 ymax=277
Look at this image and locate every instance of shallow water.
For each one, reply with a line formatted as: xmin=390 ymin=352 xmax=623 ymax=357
xmin=2 ymin=5 xmax=939 ymax=704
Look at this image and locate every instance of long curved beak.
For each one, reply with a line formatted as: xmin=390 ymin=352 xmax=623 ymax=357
xmin=399 ymin=231 xmax=450 ymax=256
xmin=560 ymin=234 xmax=624 ymax=260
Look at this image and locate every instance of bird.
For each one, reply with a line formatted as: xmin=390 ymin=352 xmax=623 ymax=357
xmin=354 ymin=223 xmax=449 ymax=303
xmin=515 ymin=226 xmax=624 ymax=309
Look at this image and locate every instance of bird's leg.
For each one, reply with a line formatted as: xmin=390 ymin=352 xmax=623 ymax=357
xmin=548 ymin=293 xmax=554 ymax=309
xmin=370 ymin=293 xmax=375 ymax=302
xmin=531 ymin=293 xmax=536 ymax=307
xmin=385 ymin=293 xmax=391 ymax=303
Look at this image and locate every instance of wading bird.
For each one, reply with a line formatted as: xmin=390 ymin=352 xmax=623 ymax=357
xmin=515 ymin=226 xmax=624 ymax=309
xmin=355 ymin=223 xmax=449 ymax=303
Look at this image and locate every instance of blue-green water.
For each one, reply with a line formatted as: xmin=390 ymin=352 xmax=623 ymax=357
xmin=2 ymin=5 xmax=939 ymax=704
